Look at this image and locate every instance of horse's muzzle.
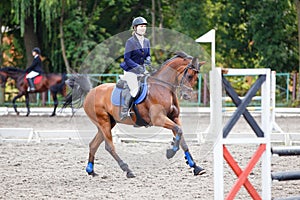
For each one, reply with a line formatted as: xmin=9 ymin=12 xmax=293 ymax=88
xmin=182 ymin=93 xmax=191 ymax=100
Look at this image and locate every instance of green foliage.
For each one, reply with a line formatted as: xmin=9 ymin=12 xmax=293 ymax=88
xmin=249 ymin=1 xmax=298 ymax=72
xmin=1 ymin=0 xmax=299 ymax=75
xmin=212 ymin=0 xmax=298 ymax=71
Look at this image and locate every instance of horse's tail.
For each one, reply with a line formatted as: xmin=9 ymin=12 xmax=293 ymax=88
xmin=50 ymin=73 xmax=67 ymax=95
xmin=61 ymin=74 xmax=92 ymax=114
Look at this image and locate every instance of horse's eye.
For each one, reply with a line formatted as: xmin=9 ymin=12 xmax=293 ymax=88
xmin=188 ymin=75 xmax=193 ymax=80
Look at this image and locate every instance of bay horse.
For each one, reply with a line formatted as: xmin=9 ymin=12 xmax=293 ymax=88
xmin=0 ymin=67 xmax=67 ymax=116
xmin=63 ymin=51 xmax=206 ymax=178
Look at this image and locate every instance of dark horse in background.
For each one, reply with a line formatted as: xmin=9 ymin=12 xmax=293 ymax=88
xmin=62 ymin=51 xmax=206 ymax=178
xmin=0 ymin=67 xmax=67 ymax=116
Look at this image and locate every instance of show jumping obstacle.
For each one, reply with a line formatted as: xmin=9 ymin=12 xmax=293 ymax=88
xmin=210 ymin=68 xmax=300 ymax=200
xmin=211 ymin=68 xmax=272 ymax=200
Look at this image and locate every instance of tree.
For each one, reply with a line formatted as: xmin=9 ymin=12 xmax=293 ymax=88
xmin=295 ymin=0 xmax=300 ymax=102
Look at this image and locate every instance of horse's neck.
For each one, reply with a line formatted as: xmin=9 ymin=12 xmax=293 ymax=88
xmin=9 ymin=72 xmax=24 ymax=81
xmin=153 ymin=66 xmax=178 ymax=85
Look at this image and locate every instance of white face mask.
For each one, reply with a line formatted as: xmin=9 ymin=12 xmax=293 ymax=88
xmin=136 ymin=25 xmax=146 ymax=35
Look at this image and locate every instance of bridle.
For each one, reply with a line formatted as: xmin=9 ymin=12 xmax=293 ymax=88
xmin=177 ymin=63 xmax=199 ymax=95
xmin=150 ymin=60 xmax=199 ymax=95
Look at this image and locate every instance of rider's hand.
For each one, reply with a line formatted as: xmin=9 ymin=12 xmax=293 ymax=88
xmin=134 ymin=65 xmax=145 ymax=74
xmin=144 ymin=59 xmax=151 ymax=66
xmin=145 ymin=56 xmax=151 ymax=64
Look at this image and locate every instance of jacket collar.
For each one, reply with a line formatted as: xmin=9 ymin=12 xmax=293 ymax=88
xmin=133 ymin=34 xmax=144 ymax=49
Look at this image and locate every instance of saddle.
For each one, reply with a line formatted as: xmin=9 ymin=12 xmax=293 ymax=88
xmin=111 ymin=76 xmax=148 ymax=106
xmin=111 ymin=76 xmax=149 ymax=127
xmin=24 ymin=75 xmax=43 ymax=84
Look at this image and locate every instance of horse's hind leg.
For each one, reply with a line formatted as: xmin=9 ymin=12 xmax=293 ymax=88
xmin=50 ymin=92 xmax=58 ymax=117
xmin=86 ymin=123 xmax=135 ymax=178
xmin=86 ymin=128 xmax=104 ymax=176
xmin=104 ymin=137 xmax=135 ymax=178
xmin=24 ymin=93 xmax=30 ymax=116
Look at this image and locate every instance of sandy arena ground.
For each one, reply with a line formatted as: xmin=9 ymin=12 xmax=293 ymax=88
xmin=0 ymin=113 xmax=300 ymax=199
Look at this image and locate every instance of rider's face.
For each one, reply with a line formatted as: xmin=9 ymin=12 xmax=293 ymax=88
xmin=32 ymin=51 xmax=37 ymax=57
xmin=136 ymin=24 xmax=147 ymax=35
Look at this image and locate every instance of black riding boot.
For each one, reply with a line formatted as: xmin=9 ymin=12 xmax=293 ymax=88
xmin=120 ymin=89 xmax=133 ymax=120
xmin=27 ymin=78 xmax=35 ymax=91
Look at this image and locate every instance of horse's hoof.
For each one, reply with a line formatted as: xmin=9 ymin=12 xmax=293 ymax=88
xmin=16 ymin=112 xmax=20 ymax=116
xmin=126 ymin=171 xmax=136 ymax=178
xmin=49 ymin=113 xmax=56 ymax=117
xmin=166 ymin=148 xmax=176 ymax=159
xmin=26 ymin=113 xmax=30 ymax=117
xmin=193 ymin=166 xmax=206 ymax=176
xmin=87 ymin=171 xmax=98 ymax=177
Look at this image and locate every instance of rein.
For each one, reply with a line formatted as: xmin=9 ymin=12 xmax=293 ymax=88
xmin=149 ymin=63 xmax=198 ymax=93
xmin=177 ymin=64 xmax=198 ymax=92
xmin=149 ymin=76 xmax=178 ymax=91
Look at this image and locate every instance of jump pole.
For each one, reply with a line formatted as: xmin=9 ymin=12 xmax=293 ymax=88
xmin=211 ymin=68 xmax=272 ymax=200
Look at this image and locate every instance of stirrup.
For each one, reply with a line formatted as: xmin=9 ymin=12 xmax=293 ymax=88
xmin=120 ymin=111 xmax=129 ymax=120
xmin=28 ymin=87 xmax=35 ymax=92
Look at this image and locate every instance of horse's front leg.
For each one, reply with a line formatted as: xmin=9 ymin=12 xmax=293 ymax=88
xmin=173 ymin=117 xmax=206 ymax=176
xmin=149 ymin=108 xmax=183 ymax=159
xmin=166 ymin=124 xmax=183 ymax=159
xmin=180 ymin=137 xmax=206 ymax=175
xmin=12 ymin=92 xmax=25 ymax=116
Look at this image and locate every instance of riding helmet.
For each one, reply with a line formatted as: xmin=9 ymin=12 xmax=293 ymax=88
xmin=32 ymin=47 xmax=41 ymax=55
xmin=132 ymin=17 xmax=147 ymax=28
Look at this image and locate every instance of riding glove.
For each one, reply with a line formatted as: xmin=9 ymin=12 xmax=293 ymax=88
xmin=132 ymin=65 xmax=145 ymax=74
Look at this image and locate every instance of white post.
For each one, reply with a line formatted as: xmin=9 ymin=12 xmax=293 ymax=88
xmin=210 ymin=68 xmax=223 ymax=200
xmin=261 ymin=68 xmax=272 ymax=200
xmin=270 ymin=71 xmax=290 ymax=145
xmin=196 ymin=29 xmax=216 ymax=70
xmin=196 ymin=29 xmax=216 ymax=141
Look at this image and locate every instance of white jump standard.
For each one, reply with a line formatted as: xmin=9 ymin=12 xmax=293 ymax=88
xmin=212 ymin=68 xmax=272 ymax=200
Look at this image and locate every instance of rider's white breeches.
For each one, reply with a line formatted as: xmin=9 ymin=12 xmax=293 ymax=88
xmin=26 ymin=71 xmax=39 ymax=78
xmin=122 ymin=71 xmax=139 ymax=97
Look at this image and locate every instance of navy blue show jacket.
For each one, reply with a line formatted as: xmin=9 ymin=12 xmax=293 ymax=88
xmin=26 ymin=56 xmax=44 ymax=74
xmin=120 ymin=34 xmax=150 ymax=72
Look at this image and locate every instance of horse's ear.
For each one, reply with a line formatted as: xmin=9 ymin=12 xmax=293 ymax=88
xmin=191 ymin=57 xmax=199 ymax=69
xmin=199 ymin=61 xmax=206 ymax=70
xmin=199 ymin=61 xmax=206 ymax=67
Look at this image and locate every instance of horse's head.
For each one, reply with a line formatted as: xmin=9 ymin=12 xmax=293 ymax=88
xmin=153 ymin=52 xmax=205 ymax=100
xmin=178 ymin=57 xmax=205 ymax=100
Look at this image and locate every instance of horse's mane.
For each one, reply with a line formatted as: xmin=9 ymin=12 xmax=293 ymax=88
xmin=151 ymin=51 xmax=192 ymax=75
xmin=160 ymin=51 xmax=192 ymax=67
xmin=0 ymin=66 xmax=25 ymax=73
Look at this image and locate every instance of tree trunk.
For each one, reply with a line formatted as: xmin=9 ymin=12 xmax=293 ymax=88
xmin=60 ymin=0 xmax=71 ymax=74
xmin=296 ymin=0 xmax=300 ymax=103
xmin=0 ymin=17 xmax=3 ymax=66
xmin=24 ymin=16 xmax=39 ymax=68
xmin=24 ymin=15 xmax=39 ymax=102
xmin=0 ymin=17 xmax=4 ymax=104
xmin=151 ymin=0 xmax=156 ymax=46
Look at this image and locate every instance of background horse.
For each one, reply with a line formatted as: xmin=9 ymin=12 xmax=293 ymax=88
xmin=0 ymin=67 xmax=67 ymax=116
xmin=63 ymin=51 xmax=206 ymax=178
